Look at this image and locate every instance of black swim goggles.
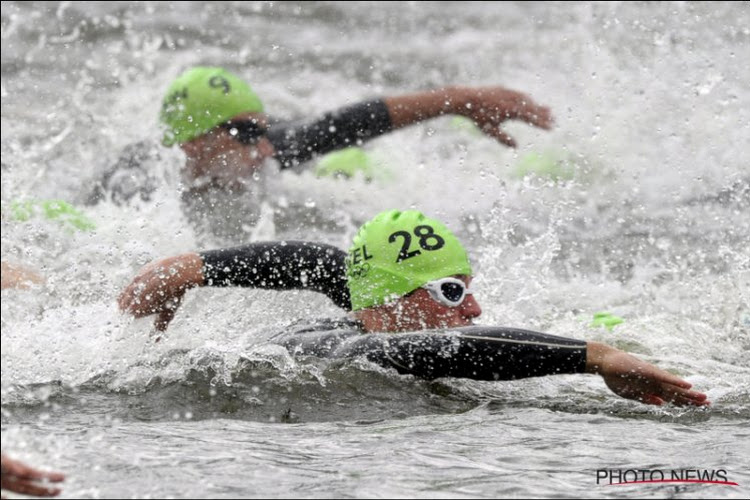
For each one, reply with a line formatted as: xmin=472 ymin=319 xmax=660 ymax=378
xmin=421 ymin=277 xmax=473 ymax=307
xmin=219 ymin=119 xmax=267 ymax=146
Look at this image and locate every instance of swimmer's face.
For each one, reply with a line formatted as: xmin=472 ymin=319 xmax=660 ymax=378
xmin=180 ymin=112 xmax=274 ymax=187
xmin=359 ymin=275 xmax=482 ymax=333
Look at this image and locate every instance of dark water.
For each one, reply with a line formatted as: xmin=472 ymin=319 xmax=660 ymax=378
xmin=2 ymin=1 xmax=749 ymax=498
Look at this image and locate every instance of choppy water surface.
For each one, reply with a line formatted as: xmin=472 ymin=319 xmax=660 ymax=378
xmin=2 ymin=2 xmax=749 ymax=498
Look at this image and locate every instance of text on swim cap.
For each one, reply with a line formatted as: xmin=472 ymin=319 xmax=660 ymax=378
xmin=347 ymin=245 xmax=373 ymax=279
xmin=388 ymin=225 xmax=445 ymax=263
xmin=208 ymin=76 xmax=231 ymax=94
xmin=162 ymin=87 xmax=188 ymax=113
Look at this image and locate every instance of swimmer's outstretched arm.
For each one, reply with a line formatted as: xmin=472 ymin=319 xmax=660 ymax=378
xmin=358 ymin=328 xmax=709 ymax=407
xmin=268 ymin=87 xmax=553 ymax=168
xmin=384 ymin=86 xmax=553 ymax=147
xmin=118 ymin=242 xmax=351 ymax=331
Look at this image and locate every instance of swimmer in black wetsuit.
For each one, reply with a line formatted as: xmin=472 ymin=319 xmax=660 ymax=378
xmin=118 ymin=210 xmax=710 ymax=407
xmin=88 ymin=66 xmax=552 ymax=203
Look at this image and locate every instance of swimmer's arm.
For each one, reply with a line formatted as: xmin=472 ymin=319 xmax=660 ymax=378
xmin=266 ymin=100 xmax=393 ymax=168
xmin=373 ymin=329 xmax=708 ymax=406
xmin=267 ymin=86 xmax=553 ymax=167
xmin=119 ymin=242 xmax=351 ymax=331
xmin=376 ymin=328 xmax=588 ymax=381
xmin=200 ymin=241 xmax=351 ymax=309
xmin=384 ymin=86 xmax=553 ymax=147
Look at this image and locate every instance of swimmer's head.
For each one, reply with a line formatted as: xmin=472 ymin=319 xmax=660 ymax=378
xmin=160 ymin=67 xmax=264 ymax=146
xmin=346 ymin=210 xmax=473 ymax=311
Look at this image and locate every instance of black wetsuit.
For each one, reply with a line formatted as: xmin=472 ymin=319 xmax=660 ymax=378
xmin=266 ymin=99 xmax=392 ymax=170
xmin=201 ymin=241 xmax=588 ymax=382
xmin=87 ymin=100 xmax=393 ymax=205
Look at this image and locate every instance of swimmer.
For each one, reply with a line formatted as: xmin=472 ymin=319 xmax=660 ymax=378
xmin=119 ymin=210 xmax=709 ymax=407
xmin=90 ymin=66 xmax=552 ymax=202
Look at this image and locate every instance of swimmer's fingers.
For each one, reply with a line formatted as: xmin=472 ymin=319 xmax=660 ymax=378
xmin=467 ymin=94 xmax=553 ymax=147
xmin=0 ymin=456 xmax=64 ymax=497
xmin=1 ymin=457 xmax=65 ymax=483
xmin=637 ymin=391 xmax=709 ymax=408
xmin=154 ymin=296 xmax=183 ymax=332
xmin=656 ymin=384 xmax=710 ymax=407
xmin=630 ymin=363 xmax=710 ymax=406
xmin=155 ymin=309 xmax=174 ymax=332
xmin=480 ymin=125 xmax=517 ymax=148
xmin=512 ymin=101 xmax=554 ymax=130
xmin=0 ymin=477 xmax=62 ymax=497
xmin=604 ymin=370 xmax=710 ymax=407
xmin=640 ymin=395 xmax=665 ymax=406
xmin=469 ymin=88 xmax=554 ymax=130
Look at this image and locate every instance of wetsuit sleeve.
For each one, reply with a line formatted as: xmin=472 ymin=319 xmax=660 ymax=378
xmin=265 ymin=99 xmax=393 ymax=169
xmin=199 ymin=241 xmax=351 ymax=310
xmin=341 ymin=326 xmax=587 ymax=381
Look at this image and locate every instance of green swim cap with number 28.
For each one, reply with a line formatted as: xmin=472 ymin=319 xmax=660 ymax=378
xmin=160 ymin=66 xmax=264 ymax=146
xmin=347 ymin=210 xmax=473 ymax=311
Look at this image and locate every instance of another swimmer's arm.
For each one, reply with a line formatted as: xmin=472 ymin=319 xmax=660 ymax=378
xmin=266 ymin=100 xmax=393 ymax=168
xmin=384 ymin=87 xmax=554 ymax=147
xmin=118 ymin=242 xmax=350 ymax=331
xmin=267 ymin=86 xmax=553 ymax=167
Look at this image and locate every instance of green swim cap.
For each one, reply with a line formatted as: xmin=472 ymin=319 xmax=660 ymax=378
xmin=513 ymin=150 xmax=576 ymax=181
xmin=449 ymin=116 xmax=482 ymax=136
xmin=160 ymin=67 xmax=264 ymax=146
xmin=590 ymin=312 xmax=624 ymax=331
xmin=315 ymin=147 xmax=376 ymax=181
xmin=347 ymin=210 xmax=473 ymax=311
xmin=2 ymin=199 xmax=96 ymax=232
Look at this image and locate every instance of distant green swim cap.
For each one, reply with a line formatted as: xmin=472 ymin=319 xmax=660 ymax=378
xmin=2 ymin=199 xmax=95 ymax=232
xmin=315 ymin=147 xmax=376 ymax=181
xmin=449 ymin=116 xmax=482 ymax=136
xmin=315 ymin=147 xmax=394 ymax=183
xmin=347 ymin=210 xmax=472 ymax=311
xmin=513 ymin=150 xmax=576 ymax=181
xmin=160 ymin=67 xmax=264 ymax=146
xmin=590 ymin=312 xmax=624 ymax=331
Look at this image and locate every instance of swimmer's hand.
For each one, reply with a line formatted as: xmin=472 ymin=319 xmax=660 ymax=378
xmin=1 ymin=454 xmax=64 ymax=497
xmin=457 ymin=87 xmax=554 ymax=147
xmin=118 ymin=253 xmax=204 ymax=331
xmin=1 ymin=261 xmax=44 ymax=290
xmin=385 ymin=86 xmax=554 ymax=148
xmin=586 ymin=342 xmax=710 ymax=407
